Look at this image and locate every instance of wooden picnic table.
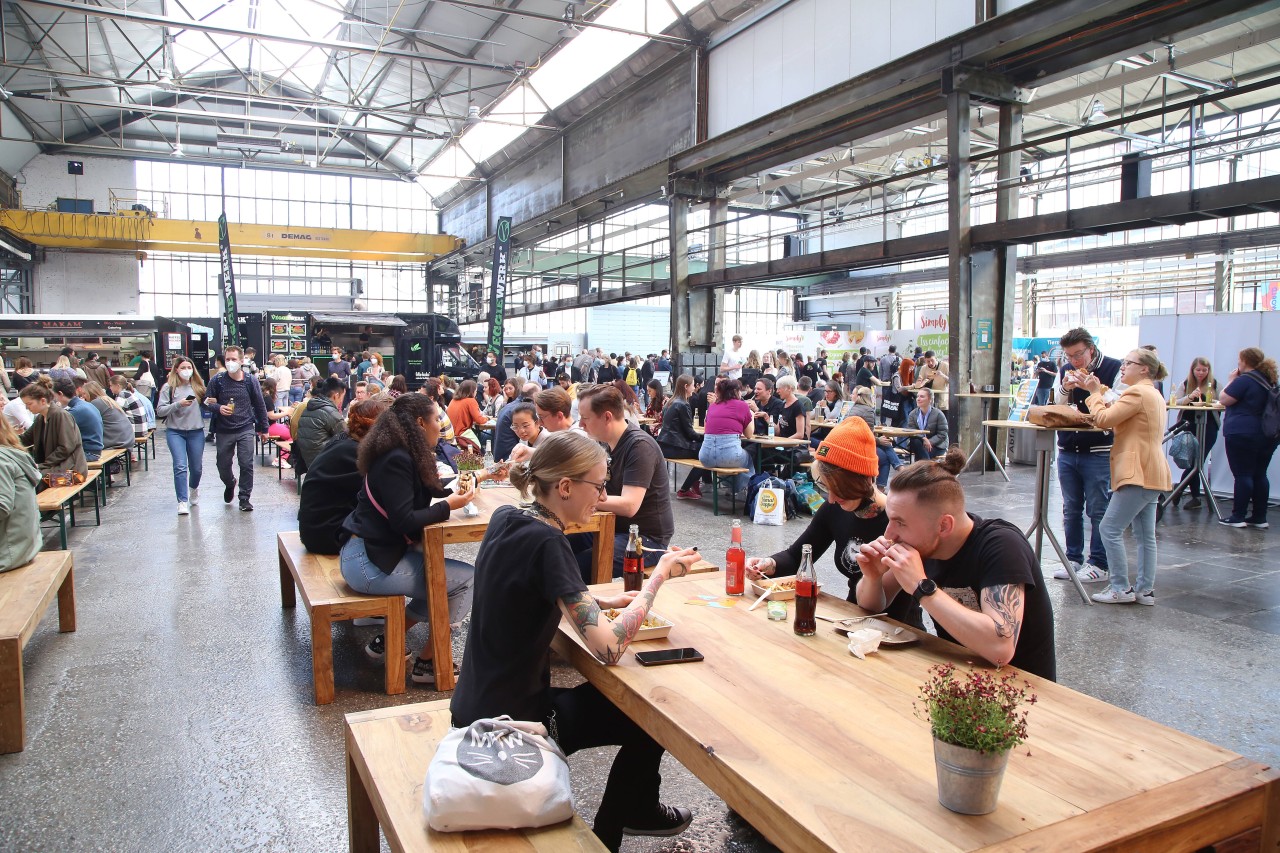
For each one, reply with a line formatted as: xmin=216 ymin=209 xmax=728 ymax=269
xmin=552 ymin=572 xmax=1279 ymax=853
xmin=422 ymin=486 xmax=615 ymax=691
xmin=36 ymin=470 xmax=101 ymax=549
xmin=874 ymin=424 xmax=929 ymax=438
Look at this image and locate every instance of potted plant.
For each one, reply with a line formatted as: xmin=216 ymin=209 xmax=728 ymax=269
xmin=915 ymin=663 xmax=1037 ymax=815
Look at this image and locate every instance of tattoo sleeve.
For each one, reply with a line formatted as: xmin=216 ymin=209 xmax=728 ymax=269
xmin=981 ymin=584 xmax=1023 ymax=643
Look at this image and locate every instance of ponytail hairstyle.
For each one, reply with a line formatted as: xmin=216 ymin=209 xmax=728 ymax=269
xmin=346 ymin=394 xmax=392 ymax=441
xmin=887 ymin=446 xmax=967 ymax=511
xmin=1128 ymin=348 xmax=1168 ymax=382
xmin=508 ymin=430 xmax=607 ymax=504
xmin=357 ymin=393 xmax=443 ymax=490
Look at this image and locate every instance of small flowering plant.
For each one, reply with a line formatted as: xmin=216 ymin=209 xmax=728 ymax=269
xmin=455 ymin=450 xmax=486 ymax=472
xmin=915 ymin=663 xmax=1037 ymax=754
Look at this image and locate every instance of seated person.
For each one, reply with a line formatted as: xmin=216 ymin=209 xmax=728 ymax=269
xmin=855 ymin=450 xmax=1057 ymax=681
xmin=80 ymin=381 xmax=133 ymax=450
xmin=505 ymin=403 xmax=546 ymax=464
xmin=746 ymin=418 xmax=921 ymax=626
xmin=53 ymin=378 xmax=103 ymax=463
xmin=533 ymin=387 xmax=575 ymax=434
xmin=109 ymin=375 xmax=150 ymax=438
xmin=298 ymin=396 xmax=390 ymax=554
xmin=295 ymin=376 xmax=346 ymax=469
xmin=491 ymin=383 xmax=538 ymax=461
xmin=906 ymin=388 xmax=948 ymax=460
xmin=19 ymin=383 xmax=88 ymax=478
xmin=0 ymin=415 xmax=41 ymax=571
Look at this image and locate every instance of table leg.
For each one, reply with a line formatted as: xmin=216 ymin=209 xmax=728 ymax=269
xmin=346 ymin=749 xmax=380 ymax=853
xmin=1200 ymin=411 xmax=1225 ymax=521
xmin=589 ymin=512 xmax=616 ymax=585
xmin=57 ymin=506 xmax=67 ymax=550
xmin=1026 ymin=447 xmax=1090 ymax=605
xmin=423 ymin=525 xmax=455 ymax=692
xmin=124 ymin=451 xmax=132 ymax=486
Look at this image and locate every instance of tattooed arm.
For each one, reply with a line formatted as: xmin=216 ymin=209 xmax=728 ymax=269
xmin=557 ymin=547 xmax=700 ymax=665
xmin=914 ymin=581 xmax=1025 ymax=669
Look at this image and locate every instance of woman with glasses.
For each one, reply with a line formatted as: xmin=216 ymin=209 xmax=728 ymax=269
xmin=451 ymin=429 xmax=701 ymax=850
xmin=745 ymin=417 xmax=921 ymax=625
xmin=505 ymin=402 xmax=544 ymax=464
xmin=1077 ymin=349 xmax=1171 ymax=605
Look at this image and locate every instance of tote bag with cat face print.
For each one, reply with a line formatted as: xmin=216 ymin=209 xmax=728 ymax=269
xmin=424 ymin=716 xmax=574 ymax=831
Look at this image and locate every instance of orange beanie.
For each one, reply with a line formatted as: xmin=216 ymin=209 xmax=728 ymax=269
xmin=814 ymin=417 xmax=878 ymax=477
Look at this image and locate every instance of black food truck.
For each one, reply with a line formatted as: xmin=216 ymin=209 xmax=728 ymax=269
xmin=395 ymin=313 xmax=481 ymax=389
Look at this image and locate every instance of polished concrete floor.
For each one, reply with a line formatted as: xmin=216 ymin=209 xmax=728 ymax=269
xmin=1 ymin=432 xmax=1277 ymax=852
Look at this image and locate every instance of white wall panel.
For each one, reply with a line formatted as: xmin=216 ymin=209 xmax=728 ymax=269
xmin=997 ymin=0 xmax=1036 ymax=11
xmin=708 ymin=0 xmax=977 ymax=137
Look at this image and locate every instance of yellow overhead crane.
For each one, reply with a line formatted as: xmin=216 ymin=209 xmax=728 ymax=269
xmin=0 ymin=209 xmax=464 ymax=263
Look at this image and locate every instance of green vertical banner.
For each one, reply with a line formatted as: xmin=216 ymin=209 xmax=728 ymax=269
xmin=486 ymin=216 xmax=511 ymax=356
xmin=217 ymin=212 xmax=241 ymax=348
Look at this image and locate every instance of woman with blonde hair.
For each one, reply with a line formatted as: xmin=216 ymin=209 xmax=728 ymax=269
xmin=1169 ymin=356 xmax=1218 ymax=509
xmin=0 ymin=414 xmax=41 ymax=571
xmin=80 ymin=380 xmax=133 ymax=450
xmin=156 ymin=357 xmax=208 ymax=514
xmin=1078 ymin=348 xmax=1171 ymax=604
xmin=451 ymin=429 xmax=700 ymax=849
xmin=1219 ymin=346 xmax=1279 ymax=529
xmin=48 ymin=354 xmax=78 ymax=384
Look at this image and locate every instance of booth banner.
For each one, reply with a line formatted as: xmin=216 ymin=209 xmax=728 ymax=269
xmin=486 ymin=217 xmax=512 ymax=355
xmin=742 ymin=328 xmax=945 ymax=362
xmin=218 ymin=212 xmax=241 ymax=348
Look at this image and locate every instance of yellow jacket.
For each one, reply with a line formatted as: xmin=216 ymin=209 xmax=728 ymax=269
xmin=1085 ymin=379 xmax=1172 ymax=492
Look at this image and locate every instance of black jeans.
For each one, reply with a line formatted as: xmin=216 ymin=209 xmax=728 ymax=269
xmin=550 ymin=682 xmax=665 ymax=851
xmin=1224 ymin=432 xmax=1278 ymax=523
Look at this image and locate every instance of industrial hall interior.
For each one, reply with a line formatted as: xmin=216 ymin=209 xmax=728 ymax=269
xmin=3 ymin=0 xmax=1280 ymax=851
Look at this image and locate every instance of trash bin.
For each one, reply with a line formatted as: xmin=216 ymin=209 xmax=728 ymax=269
xmin=1011 ymin=426 xmax=1037 ymax=466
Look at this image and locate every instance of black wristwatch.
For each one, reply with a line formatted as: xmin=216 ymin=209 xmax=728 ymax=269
xmin=912 ymin=578 xmax=938 ymax=603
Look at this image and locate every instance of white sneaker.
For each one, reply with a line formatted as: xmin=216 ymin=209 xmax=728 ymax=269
xmin=1134 ymin=589 xmax=1155 ymax=606
xmin=1092 ymin=586 xmax=1136 ymax=604
xmin=1076 ymin=563 xmax=1109 ymax=583
xmin=189 ymin=488 xmax=199 ymax=506
xmin=177 ymin=501 xmax=190 ymax=516
xmin=280 ymin=460 xmax=292 ymax=470
xmin=1052 ymin=560 xmax=1082 ymax=580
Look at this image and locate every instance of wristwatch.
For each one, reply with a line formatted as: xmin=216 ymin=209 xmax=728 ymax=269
xmin=912 ymin=578 xmax=938 ymax=603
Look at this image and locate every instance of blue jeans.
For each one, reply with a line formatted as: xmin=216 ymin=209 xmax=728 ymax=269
xmin=907 ymin=437 xmax=943 ymax=461
xmin=165 ymin=427 xmax=205 ymax=503
xmin=876 ymin=444 xmax=903 ymax=488
xmin=1057 ymin=450 xmax=1111 ymax=569
xmin=289 ymin=386 xmax=305 ymax=404
xmin=1100 ymin=485 xmax=1160 ymax=594
xmin=699 ymin=433 xmax=754 ymax=493
xmin=339 ymin=535 xmax=475 ymax=625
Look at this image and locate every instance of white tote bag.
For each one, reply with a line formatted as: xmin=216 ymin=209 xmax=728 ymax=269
xmin=753 ymin=486 xmax=786 ymax=526
xmin=424 ymin=717 xmax=575 ymax=832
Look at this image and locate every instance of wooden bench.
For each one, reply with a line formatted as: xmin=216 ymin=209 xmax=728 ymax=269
xmin=666 ymin=459 xmax=749 ymax=516
xmin=132 ymin=429 xmax=155 ymax=470
xmin=36 ymin=469 xmax=101 ymax=549
xmin=87 ymin=445 xmax=132 ymax=497
xmin=346 ymin=699 xmax=607 ymax=853
xmin=0 ymin=551 xmax=75 ymax=753
xmin=278 ymin=531 xmax=407 ymax=705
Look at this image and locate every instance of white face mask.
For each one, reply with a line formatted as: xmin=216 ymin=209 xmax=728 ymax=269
xmin=178 ymin=368 xmax=193 ymax=380
xmin=225 ymin=360 xmax=241 ymax=373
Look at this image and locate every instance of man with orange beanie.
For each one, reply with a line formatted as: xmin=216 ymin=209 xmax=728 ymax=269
xmin=744 ymin=417 xmax=922 ymax=626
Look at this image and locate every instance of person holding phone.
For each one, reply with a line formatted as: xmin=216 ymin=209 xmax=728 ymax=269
xmin=451 ymin=430 xmax=700 ymax=851
xmin=157 ymin=357 xmax=207 ymax=516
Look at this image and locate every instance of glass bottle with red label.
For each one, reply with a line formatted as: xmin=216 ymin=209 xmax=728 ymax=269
xmin=725 ymin=519 xmax=745 ymax=596
xmin=623 ymin=525 xmax=644 ymax=592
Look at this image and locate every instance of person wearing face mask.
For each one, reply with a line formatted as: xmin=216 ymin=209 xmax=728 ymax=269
xmin=157 ymin=358 xmax=208 ymax=515
xmin=203 ymin=346 xmax=270 ymax=512
xmin=745 ymin=418 xmax=921 ymax=626
xmin=484 ymin=350 xmax=507 ymax=384
xmin=854 ymin=451 xmax=1057 ymax=681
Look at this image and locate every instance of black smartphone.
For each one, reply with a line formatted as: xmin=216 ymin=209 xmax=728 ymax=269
xmin=185 ymin=394 xmax=197 ymax=401
xmin=634 ymin=648 xmax=703 ymax=666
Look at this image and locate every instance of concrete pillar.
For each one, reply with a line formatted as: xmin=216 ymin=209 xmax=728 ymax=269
xmin=946 ymin=89 xmax=972 ymax=428
xmin=708 ymin=197 xmax=729 ymax=349
xmin=670 ymin=196 xmax=691 ymax=362
xmin=1214 ymin=253 xmax=1233 ymax=313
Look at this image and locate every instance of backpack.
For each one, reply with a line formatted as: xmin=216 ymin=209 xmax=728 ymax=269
xmin=1244 ymin=372 xmax=1280 ymax=441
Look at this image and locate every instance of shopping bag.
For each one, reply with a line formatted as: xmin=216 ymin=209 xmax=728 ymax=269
xmin=753 ymin=486 xmax=787 ymax=525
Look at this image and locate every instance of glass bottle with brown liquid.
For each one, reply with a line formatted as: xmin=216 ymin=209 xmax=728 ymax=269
xmin=793 ymin=544 xmax=818 ymax=636
xmin=623 ymin=525 xmax=643 ymax=593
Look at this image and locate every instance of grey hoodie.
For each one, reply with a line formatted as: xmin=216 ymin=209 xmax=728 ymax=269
xmin=0 ymin=445 xmax=42 ymax=571
xmin=157 ymin=382 xmax=207 ymax=431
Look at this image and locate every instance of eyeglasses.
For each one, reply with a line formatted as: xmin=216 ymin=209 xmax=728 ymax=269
xmin=573 ymin=478 xmax=608 ymax=498
xmin=1123 ymin=359 xmax=1143 ymax=368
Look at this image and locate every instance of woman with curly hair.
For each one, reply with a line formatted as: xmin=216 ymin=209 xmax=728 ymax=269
xmin=339 ymin=394 xmax=483 ymax=685
xmin=1219 ymin=346 xmax=1280 ymax=529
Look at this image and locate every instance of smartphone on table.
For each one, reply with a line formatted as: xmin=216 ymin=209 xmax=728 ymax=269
xmin=634 ymin=648 xmax=704 ymax=666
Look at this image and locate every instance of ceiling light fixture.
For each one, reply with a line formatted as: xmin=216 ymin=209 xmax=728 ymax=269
xmin=464 ymin=105 xmax=482 ymax=128
xmin=215 ymin=133 xmax=286 ymax=153
xmin=1086 ymin=99 xmax=1108 ymax=124
xmin=892 ymin=156 xmax=907 ymax=173
xmin=558 ymin=4 xmax=581 ymax=39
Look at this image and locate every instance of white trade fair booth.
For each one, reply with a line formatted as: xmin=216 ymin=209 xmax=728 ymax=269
xmin=1139 ymin=311 xmax=1280 ymax=504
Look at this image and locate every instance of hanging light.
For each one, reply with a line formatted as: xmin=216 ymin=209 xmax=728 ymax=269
xmin=558 ymin=4 xmax=581 ymax=39
xmin=891 ymin=156 xmax=907 ymax=173
xmin=172 ymin=122 xmax=184 ymax=157
xmin=1087 ymin=99 xmax=1108 ymax=124
xmin=464 ymin=104 xmax=482 ymax=128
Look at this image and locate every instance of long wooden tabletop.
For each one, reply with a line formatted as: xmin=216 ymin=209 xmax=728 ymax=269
xmin=552 ymin=573 xmax=1276 ymax=852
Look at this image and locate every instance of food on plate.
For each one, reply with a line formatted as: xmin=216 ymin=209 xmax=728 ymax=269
xmin=604 ymin=609 xmax=664 ymax=629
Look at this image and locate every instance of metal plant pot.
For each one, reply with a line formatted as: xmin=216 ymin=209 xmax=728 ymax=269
xmin=932 ymin=737 xmax=1010 ymax=815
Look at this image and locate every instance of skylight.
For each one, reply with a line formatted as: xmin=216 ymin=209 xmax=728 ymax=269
xmin=418 ymin=0 xmax=702 ymax=203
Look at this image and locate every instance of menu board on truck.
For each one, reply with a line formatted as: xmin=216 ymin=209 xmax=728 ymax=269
xmin=265 ymin=311 xmax=308 ymax=362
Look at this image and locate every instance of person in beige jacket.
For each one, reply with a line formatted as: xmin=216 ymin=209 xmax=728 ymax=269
xmin=1079 ymin=348 xmax=1171 ymax=605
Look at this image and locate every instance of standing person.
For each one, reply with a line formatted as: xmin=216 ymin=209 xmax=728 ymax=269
xmin=517 ymin=354 xmax=546 ymax=389
xmin=484 ymin=350 xmax=507 ymax=384
xmin=575 ymin=384 xmax=675 ymax=578
xmin=657 ymin=349 xmax=672 ymax=373
xmin=1050 ymin=328 xmax=1120 ymax=583
xmin=243 ymin=347 xmax=260 ymax=377
xmin=1078 ymin=349 xmax=1172 ymax=605
xmin=19 ymin=383 xmax=87 ymax=478
xmin=450 ymin=430 xmax=700 ymax=850
xmin=299 ymin=355 xmax=320 ymax=385
xmin=82 ymin=353 xmax=112 ymax=388
xmin=0 ymin=414 xmax=40 ymax=572
xmin=269 ymin=355 xmax=291 ymax=410
xmin=897 ymin=355 xmax=917 ymax=422
xmin=134 ymin=350 xmax=160 ymax=405
xmin=327 ymin=348 xmax=351 ymax=385
xmin=877 ymin=346 xmax=901 ymax=387
xmin=745 ymin=418 xmax=920 ymax=625
xmin=1033 ymin=351 xmax=1057 ymax=406
xmin=203 ymin=346 xmax=270 ymax=512
xmin=156 ymin=357 xmax=207 ymax=516
xmin=656 ymin=374 xmax=705 ymax=499
xmin=52 ymin=380 xmax=102 ymax=463
xmin=739 ymin=351 xmax=763 ymax=396
xmin=720 ymin=335 xmax=746 ymax=381
xmin=699 ymin=377 xmax=756 ymax=496
xmin=854 ymin=451 xmax=1057 ymax=681
xmin=1169 ymin=357 xmax=1218 ymax=509
xmin=911 ymin=351 xmax=950 ymax=410
xmin=905 ymin=389 xmax=948 ymax=461
xmin=624 ymin=357 xmax=642 ymax=401
xmin=339 ymin=394 xmax=482 ymax=685
xmin=1218 ymin=347 xmax=1279 ymax=529
xmin=595 ymin=356 xmax=620 ymax=385
xmin=288 ymin=359 xmax=307 ymax=404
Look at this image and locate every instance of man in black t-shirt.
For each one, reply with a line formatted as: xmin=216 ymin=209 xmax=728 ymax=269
xmin=576 ymin=384 xmax=674 ymax=578
xmin=855 ymin=457 xmax=1056 ymax=681
xmin=749 ymin=377 xmax=785 ymax=426
xmin=1033 ymin=352 xmax=1056 ymax=406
